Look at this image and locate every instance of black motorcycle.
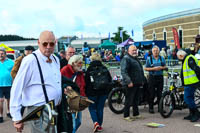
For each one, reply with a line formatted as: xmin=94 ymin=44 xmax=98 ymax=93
xmin=108 ymin=77 xmax=155 ymax=114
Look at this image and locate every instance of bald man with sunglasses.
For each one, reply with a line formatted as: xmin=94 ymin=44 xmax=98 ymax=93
xmin=10 ymin=31 xmax=61 ymax=133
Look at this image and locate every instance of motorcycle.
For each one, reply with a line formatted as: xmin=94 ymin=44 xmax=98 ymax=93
xmin=108 ymin=76 xmax=156 ymax=114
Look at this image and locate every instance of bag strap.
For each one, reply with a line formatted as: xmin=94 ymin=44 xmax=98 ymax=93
xmin=32 ymin=53 xmax=49 ymax=103
xmin=150 ymin=55 xmax=153 ymax=66
xmin=159 ymin=56 xmax=163 ymax=66
xmin=52 ymin=55 xmax=57 ymax=64
xmin=150 ymin=55 xmax=163 ymax=66
xmin=71 ymin=72 xmax=78 ymax=83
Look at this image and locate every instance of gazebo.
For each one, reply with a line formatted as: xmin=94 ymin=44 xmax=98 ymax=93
xmin=117 ymin=38 xmax=134 ymax=48
xmin=99 ymin=40 xmax=116 ymax=51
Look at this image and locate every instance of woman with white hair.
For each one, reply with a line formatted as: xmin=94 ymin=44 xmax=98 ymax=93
xmin=61 ymin=55 xmax=86 ymax=133
xmin=85 ymin=53 xmax=112 ymax=132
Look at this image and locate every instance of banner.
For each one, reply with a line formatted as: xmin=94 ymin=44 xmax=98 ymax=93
xmin=120 ymin=30 xmax=123 ymax=42
xmin=108 ymin=32 xmax=110 ymax=40
xmin=172 ymin=27 xmax=180 ymax=49
xmin=120 ymin=30 xmax=123 ymax=38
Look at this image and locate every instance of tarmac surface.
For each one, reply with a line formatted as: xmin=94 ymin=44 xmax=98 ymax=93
xmin=1 ymin=103 xmax=200 ymax=133
xmin=77 ymin=105 xmax=200 ymax=133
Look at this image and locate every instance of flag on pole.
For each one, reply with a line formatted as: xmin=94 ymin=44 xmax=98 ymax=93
xmin=120 ymin=30 xmax=123 ymax=38
xmin=131 ymin=29 xmax=134 ymax=37
xmin=120 ymin=30 xmax=123 ymax=42
xmin=108 ymin=32 xmax=110 ymax=40
xmin=172 ymin=27 xmax=181 ymax=49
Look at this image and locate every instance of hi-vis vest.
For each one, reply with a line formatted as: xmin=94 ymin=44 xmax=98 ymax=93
xmin=183 ymin=55 xmax=200 ymax=85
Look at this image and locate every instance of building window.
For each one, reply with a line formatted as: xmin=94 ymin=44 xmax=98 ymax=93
xmin=179 ymin=29 xmax=183 ymax=48
xmin=163 ymin=32 xmax=167 ymax=41
xmin=152 ymin=30 xmax=156 ymax=40
xmin=199 ymin=26 xmax=200 ymax=35
xmin=143 ymin=32 xmax=146 ymax=40
xmin=163 ymin=28 xmax=167 ymax=41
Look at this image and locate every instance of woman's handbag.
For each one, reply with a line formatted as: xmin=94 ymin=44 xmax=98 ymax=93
xmin=66 ymin=87 xmax=94 ymax=112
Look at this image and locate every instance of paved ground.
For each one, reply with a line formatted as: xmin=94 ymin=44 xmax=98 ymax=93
xmin=0 ymin=101 xmax=30 ymax=133
xmin=1 ymin=102 xmax=200 ymax=133
xmin=77 ymin=105 xmax=200 ymax=133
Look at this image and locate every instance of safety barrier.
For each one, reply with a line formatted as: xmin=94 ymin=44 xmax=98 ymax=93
xmin=140 ymin=59 xmax=180 ymax=67
xmin=107 ymin=61 xmax=182 ymax=90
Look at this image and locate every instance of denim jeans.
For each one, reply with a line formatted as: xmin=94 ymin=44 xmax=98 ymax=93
xmin=167 ymin=55 xmax=172 ymax=66
xmin=184 ymin=86 xmax=196 ymax=109
xmin=72 ymin=112 xmax=82 ymax=133
xmin=88 ymin=95 xmax=107 ymax=126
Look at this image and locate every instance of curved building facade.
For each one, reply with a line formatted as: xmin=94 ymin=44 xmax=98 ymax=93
xmin=143 ymin=8 xmax=200 ymax=48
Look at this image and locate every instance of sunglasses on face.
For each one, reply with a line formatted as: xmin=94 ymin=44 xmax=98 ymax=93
xmin=42 ymin=42 xmax=55 ymax=47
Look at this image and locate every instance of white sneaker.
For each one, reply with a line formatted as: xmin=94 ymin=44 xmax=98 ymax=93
xmin=124 ymin=117 xmax=135 ymax=122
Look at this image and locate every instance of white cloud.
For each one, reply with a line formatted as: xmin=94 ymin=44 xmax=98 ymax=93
xmin=0 ymin=0 xmax=200 ymax=40
xmin=0 ymin=23 xmax=21 ymax=35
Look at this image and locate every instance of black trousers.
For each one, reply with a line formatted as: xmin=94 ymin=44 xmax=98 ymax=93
xmin=148 ymin=75 xmax=164 ymax=109
xmin=124 ymin=85 xmax=141 ymax=117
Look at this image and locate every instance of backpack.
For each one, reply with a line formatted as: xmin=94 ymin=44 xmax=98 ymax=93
xmin=150 ymin=55 xmax=165 ymax=67
xmin=89 ymin=65 xmax=110 ymax=90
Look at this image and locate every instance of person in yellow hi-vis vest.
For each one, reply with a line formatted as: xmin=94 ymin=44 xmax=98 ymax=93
xmin=177 ymin=50 xmax=200 ymax=122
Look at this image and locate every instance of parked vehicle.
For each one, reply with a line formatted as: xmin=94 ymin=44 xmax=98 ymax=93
xmin=108 ymin=76 xmax=156 ymax=114
xmin=159 ymin=71 xmax=200 ymax=118
xmin=6 ymin=50 xmax=20 ymax=60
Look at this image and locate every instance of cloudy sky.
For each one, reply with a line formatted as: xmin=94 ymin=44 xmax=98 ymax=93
xmin=0 ymin=0 xmax=200 ymax=40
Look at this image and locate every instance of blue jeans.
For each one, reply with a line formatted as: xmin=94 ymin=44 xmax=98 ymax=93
xmin=88 ymin=95 xmax=107 ymax=126
xmin=72 ymin=112 xmax=82 ymax=133
xmin=167 ymin=56 xmax=172 ymax=66
xmin=184 ymin=86 xmax=196 ymax=109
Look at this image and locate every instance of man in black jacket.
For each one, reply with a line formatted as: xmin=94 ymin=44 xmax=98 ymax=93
xmin=121 ymin=45 xmax=145 ymax=121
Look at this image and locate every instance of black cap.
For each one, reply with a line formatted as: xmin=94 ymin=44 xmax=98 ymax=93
xmin=25 ymin=45 xmax=35 ymax=51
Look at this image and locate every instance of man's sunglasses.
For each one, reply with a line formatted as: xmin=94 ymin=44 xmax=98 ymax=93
xmin=42 ymin=42 xmax=55 ymax=47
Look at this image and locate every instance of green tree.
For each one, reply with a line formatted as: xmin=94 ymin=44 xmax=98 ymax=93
xmin=111 ymin=26 xmax=130 ymax=44
xmin=0 ymin=35 xmax=36 ymax=41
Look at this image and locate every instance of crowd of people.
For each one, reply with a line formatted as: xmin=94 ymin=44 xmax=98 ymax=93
xmin=0 ymin=30 xmax=200 ymax=133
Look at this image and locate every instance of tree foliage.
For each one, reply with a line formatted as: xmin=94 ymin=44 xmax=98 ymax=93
xmin=111 ymin=26 xmax=130 ymax=44
xmin=0 ymin=35 xmax=36 ymax=41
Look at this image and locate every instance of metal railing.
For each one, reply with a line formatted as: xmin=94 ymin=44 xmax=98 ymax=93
xmin=107 ymin=60 xmax=182 ymax=89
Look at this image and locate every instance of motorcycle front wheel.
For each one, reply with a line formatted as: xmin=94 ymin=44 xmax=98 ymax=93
xmin=108 ymin=87 xmax=125 ymax=114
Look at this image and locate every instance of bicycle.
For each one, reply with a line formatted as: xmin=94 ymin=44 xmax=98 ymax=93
xmin=159 ymin=70 xmax=200 ymax=118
